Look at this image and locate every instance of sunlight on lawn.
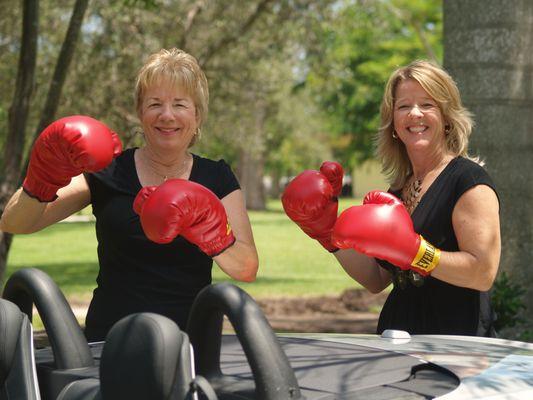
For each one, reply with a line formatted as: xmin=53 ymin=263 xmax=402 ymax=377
xmin=6 ymin=198 xmax=363 ymax=302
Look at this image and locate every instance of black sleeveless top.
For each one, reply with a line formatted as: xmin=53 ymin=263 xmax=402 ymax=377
xmin=84 ymin=148 xmax=240 ymax=341
xmin=376 ymin=157 xmax=499 ymax=336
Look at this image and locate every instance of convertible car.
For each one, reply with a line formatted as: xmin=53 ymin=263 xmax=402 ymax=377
xmin=1 ymin=267 xmax=533 ymax=399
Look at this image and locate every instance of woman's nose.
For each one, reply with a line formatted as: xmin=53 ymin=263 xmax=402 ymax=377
xmin=159 ymin=104 xmax=175 ymax=120
xmin=408 ymin=105 xmax=423 ymax=117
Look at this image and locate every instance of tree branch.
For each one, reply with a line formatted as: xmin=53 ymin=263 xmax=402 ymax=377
xmin=179 ymin=0 xmax=206 ymax=50
xmin=199 ymin=0 xmax=273 ymax=68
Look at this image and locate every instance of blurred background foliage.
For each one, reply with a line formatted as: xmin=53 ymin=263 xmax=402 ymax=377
xmin=3 ymin=1 xmax=532 ymax=339
xmin=0 ymin=0 xmax=442 ymax=209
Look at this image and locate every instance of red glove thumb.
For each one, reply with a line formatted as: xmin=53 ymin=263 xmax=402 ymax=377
xmin=319 ymin=161 xmax=343 ymax=196
xmin=133 ymin=186 xmax=157 ymax=215
xmin=363 ymin=190 xmax=403 ymax=206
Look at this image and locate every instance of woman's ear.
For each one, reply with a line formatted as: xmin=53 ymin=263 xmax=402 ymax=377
xmin=195 ymin=107 xmax=201 ymax=126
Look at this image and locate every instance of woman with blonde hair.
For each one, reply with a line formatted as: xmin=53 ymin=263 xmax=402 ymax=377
xmin=1 ymin=48 xmax=259 ymax=341
xmin=283 ymin=60 xmax=500 ymax=336
xmin=376 ymin=60 xmax=478 ymax=190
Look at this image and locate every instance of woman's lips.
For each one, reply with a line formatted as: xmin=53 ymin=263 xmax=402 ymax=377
xmin=407 ymin=125 xmax=427 ymax=133
xmin=156 ymin=127 xmax=180 ymax=135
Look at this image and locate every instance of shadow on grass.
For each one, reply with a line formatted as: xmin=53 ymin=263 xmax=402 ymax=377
xmin=5 ymin=262 xmax=99 ymax=293
xmin=41 ymin=220 xmax=96 ymax=232
xmin=211 ymin=275 xmax=355 ymax=298
xmin=7 ymin=264 xmax=323 ymax=292
xmin=214 ymin=275 xmax=341 ymax=285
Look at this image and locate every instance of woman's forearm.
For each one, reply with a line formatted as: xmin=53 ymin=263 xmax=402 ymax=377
xmin=0 ymin=188 xmax=47 ymax=234
xmin=213 ymin=240 xmax=259 ymax=282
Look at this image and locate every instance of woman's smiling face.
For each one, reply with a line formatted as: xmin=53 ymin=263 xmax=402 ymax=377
xmin=393 ymin=79 xmax=447 ymax=153
xmin=139 ymin=81 xmax=198 ymax=153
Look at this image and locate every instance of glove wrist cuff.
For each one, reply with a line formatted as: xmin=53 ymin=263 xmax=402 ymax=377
xmin=201 ymin=232 xmax=236 ymax=257
xmin=22 ymin=176 xmax=60 ymax=202
xmin=410 ymin=236 xmax=441 ymax=276
xmin=317 ymin=237 xmax=338 ymax=253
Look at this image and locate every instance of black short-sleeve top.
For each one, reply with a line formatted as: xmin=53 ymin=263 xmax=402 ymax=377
xmin=84 ymin=148 xmax=240 ymax=340
xmin=376 ymin=156 xmax=499 ymax=336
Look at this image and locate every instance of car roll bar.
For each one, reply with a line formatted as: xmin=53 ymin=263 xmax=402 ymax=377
xmin=187 ymin=282 xmax=302 ymax=400
xmin=2 ymin=268 xmax=94 ymax=370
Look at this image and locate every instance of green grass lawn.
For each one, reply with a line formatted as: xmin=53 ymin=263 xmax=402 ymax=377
xmin=6 ymin=198 xmax=363 ymax=302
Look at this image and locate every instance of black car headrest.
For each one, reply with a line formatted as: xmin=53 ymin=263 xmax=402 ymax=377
xmin=100 ymin=312 xmax=191 ymax=399
xmin=0 ymin=299 xmax=23 ymax=384
xmin=0 ymin=298 xmax=40 ymax=400
xmin=57 ymin=313 xmax=217 ymax=400
xmin=58 ymin=312 xmax=195 ymax=400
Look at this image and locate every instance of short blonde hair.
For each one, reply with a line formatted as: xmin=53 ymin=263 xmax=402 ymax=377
xmin=375 ymin=60 xmax=475 ymax=189
xmin=135 ymin=48 xmax=209 ymax=144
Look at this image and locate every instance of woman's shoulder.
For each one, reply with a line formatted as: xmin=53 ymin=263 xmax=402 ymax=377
xmin=191 ymin=153 xmax=240 ymax=198
xmin=192 ymin=153 xmax=231 ymax=169
xmin=451 ymin=156 xmax=492 ymax=180
xmin=86 ymin=148 xmax=138 ymax=194
xmin=449 ymin=156 xmax=497 ymax=200
xmin=191 ymin=153 xmax=235 ymax=178
xmin=453 ymin=156 xmax=486 ymax=171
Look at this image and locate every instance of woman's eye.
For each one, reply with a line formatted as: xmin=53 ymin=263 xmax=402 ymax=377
xmin=148 ymin=103 xmax=160 ymax=108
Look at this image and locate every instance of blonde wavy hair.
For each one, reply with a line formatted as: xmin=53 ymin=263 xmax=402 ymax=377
xmin=375 ymin=60 xmax=476 ymax=189
xmin=135 ymin=48 xmax=209 ymax=146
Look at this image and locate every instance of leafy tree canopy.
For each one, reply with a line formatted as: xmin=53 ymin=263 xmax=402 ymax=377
xmin=304 ymin=0 xmax=442 ymax=169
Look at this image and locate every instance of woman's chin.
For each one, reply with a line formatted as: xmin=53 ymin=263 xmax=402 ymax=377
xmin=405 ymin=139 xmax=435 ymax=154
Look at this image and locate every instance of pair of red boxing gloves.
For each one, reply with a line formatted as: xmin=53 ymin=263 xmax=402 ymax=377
xmin=282 ymin=161 xmax=440 ymax=276
xmin=24 ymin=116 xmax=234 ymax=257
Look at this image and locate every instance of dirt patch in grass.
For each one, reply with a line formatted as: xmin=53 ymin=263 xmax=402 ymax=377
xmin=254 ymin=288 xmax=387 ymax=334
xmin=34 ymin=288 xmax=387 ymax=347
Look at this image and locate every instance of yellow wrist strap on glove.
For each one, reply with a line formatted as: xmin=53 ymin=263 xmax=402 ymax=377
xmin=411 ymin=236 xmax=441 ymax=276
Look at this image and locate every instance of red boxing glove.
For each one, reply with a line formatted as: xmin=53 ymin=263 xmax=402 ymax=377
xmin=281 ymin=161 xmax=343 ymax=252
xmin=132 ymin=186 xmax=157 ymax=215
xmin=133 ymin=179 xmax=235 ymax=257
xmin=332 ymin=190 xmax=441 ymax=276
xmin=23 ymin=115 xmax=122 ymax=202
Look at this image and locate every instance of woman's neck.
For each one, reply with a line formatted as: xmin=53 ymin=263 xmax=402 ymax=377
xmin=140 ymin=146 xmax=191 ymax=180
xmin=409 ymin=151 xmax=454 ymax=181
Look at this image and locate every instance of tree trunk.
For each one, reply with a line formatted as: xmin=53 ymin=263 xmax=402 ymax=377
xmin=26 ymin=0 xmax=90 ymax=174
xmin=444 ymin=1 xmax=533 ymax=330
xmin=0 ymin=0 xmax=90 ymax=283
xmin=269 ymin=170 xmax=281 ymax=199
xmin=236 ymin=101 xmax=267 ymax=211
xmin=0 ymin=0 xmax=39 ymax=284
xmin=1 ymin=0 xmax=38 ymax=199
xmin=238 ymin=149 xmax=266 ymax=210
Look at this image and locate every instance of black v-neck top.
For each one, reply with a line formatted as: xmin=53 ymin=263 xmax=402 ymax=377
xmin=84 ymin=148 xmax=240 ymax=341
xmin=376 ymin=157 xmax=499 ymax=336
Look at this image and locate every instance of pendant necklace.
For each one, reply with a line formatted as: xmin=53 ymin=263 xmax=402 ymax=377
xmin=143 ymin=149 xmax=190 ymax=181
